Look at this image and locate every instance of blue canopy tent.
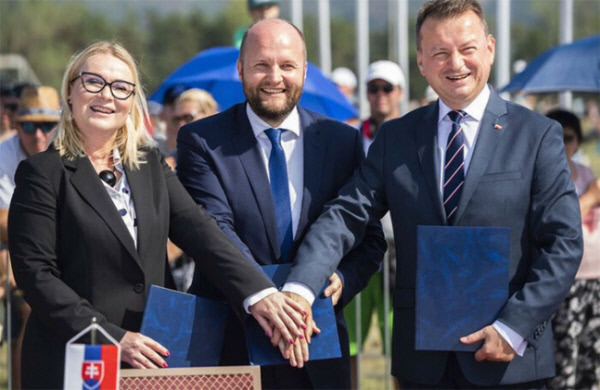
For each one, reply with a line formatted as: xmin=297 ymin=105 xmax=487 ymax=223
xmin=501 ymin=34 xmax=600 ymax=93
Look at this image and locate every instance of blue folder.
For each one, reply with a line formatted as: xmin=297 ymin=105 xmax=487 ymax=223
xmin=415 ymin=225 xmax=510 ymax=351
xmin=140 ymin=263 xmax=341 ymax=367
xmin=245 ymin=263 xmax=342 ymax=365
xmin=140 ymin=285 xmax=229 ymax=367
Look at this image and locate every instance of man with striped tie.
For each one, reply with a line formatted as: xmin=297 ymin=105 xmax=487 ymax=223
xmin=286 ymin=0 xmax=582 ymax=388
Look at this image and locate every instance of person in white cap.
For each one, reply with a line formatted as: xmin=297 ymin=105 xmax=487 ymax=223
xmin=361 ymin=60 xmax=406 ymax=153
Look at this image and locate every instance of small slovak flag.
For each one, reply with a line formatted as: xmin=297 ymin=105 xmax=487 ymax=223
xmin=64 ymin=320 xmax=121 ymax=390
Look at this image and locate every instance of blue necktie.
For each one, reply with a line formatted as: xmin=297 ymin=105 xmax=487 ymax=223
xmin=264 ymin=128 xmax=293 ymax=262
xmin=443 ymin=110 xmax=466 ymax=224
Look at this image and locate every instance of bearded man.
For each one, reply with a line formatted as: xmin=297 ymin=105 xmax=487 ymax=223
xmin=176 ymin=18 xmax=386 ymax=390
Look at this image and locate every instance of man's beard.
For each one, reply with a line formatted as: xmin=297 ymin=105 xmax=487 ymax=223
xmin=243 ymin=82 xmax=303 ymax=124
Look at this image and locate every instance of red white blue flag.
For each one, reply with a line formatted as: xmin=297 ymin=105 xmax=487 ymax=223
xmin=64 ymin=344 xmax=119 ymax=390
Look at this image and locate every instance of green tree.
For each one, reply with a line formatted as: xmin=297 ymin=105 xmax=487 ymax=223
xmin=0 ymin=0 xmax=146 ymax=89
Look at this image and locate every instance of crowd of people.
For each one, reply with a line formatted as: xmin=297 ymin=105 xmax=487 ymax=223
xmin=1 ymin=0 xmax=599 ymax=389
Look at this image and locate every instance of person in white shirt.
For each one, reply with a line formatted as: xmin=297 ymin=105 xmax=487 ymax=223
xmin=177 ymin=18 xmax=386 ymax=389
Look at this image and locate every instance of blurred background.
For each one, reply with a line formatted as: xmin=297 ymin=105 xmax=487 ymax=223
xmin=1 ymin=0 xmax=598 ymax=110
xmin=1 ymin=1 xmax=599 ymax=388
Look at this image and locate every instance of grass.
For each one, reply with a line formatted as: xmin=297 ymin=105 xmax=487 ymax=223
xmin=358 ymin=313 xmax=394 ymax=390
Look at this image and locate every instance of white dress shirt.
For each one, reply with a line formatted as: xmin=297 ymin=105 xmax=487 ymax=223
xmin=100 ymin=149 xmax=138 ymax=248
xmin=242 ymin=104 xmax=315 ymax=311
xmin=436 ymin=85 xmax=527 ymax=356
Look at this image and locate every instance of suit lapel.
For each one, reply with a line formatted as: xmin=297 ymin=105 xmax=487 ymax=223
xmin=66 ymin=155 xmax=139 ymax=263
xmin=454 ymin=90 xmax=508 ymax=224
xmin=126 ymin=162 xmax=151 ymax=260
xmin=231 ymin=106 xmax=281 ymax=257
xmin=417 ymin=103 xmax=446 ymax=221
xmin=297 ymin=109 xmax=324 ymax=238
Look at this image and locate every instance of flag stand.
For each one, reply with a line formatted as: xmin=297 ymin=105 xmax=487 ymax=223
xmin=63 ymin=317 xmax=121 ymax=390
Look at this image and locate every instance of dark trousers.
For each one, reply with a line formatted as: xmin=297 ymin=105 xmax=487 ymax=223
xmin=397 ymin=354 xmax=547 ymax=390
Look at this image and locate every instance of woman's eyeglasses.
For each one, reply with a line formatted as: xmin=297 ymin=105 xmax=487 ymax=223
xmin=20 ymin=121 xmax=57 ymax=134
xmin=367 ymin=83 xmax=395 ymax=94
xmin=71 ymin=72 xmax=135 ymax=100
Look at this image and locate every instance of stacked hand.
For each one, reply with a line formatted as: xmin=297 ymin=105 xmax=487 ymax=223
xmin=264 ymin=292 xmax=319 ymax=368
xmin=249 ymin=290 xmax=310 ymax=365
xmin=260 ymin=272 xmax=343 ymax=367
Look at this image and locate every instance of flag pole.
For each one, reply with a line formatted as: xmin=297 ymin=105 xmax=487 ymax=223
xmin=91 ymin=317 xmax=97 ymax=345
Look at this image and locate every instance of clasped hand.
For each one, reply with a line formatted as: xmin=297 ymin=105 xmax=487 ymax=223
xmin=260 ymin=272 xmax=343 ymax=367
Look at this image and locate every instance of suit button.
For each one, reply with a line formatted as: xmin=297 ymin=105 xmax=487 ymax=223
xmin=134 ymin=283 xmax=144 ymax=294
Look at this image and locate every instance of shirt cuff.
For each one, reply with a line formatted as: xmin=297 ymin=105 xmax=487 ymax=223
xmin=281 ymin=282 xmax=316 ymax=305
xmin=492 ymin=320 xmax=527 ymax=356
xmin=243 ymin=287 xmax=279 ymax=314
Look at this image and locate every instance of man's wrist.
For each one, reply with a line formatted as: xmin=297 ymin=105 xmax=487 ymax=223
xmin=281 ymin=282 xmax=315 ymax=305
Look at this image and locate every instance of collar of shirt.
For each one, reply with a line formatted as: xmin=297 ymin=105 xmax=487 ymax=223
xmin=437 ymin=84 xmax=490 ymax=122
xmin=246 ymin=103 xmax=301 ymax=138
xmin=436 ymin=85 xmax=491 ymax=194
xmin=101 ymin=148 xmax=138 ymax=247
xmin=100 ymin=148 xmax=125 ymax=189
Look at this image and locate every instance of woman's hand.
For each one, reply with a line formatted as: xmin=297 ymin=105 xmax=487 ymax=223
xmin=249 ymin=291 xmax=306 ymax=348
xmin=119 ymin=331 xmax=170 ymax=369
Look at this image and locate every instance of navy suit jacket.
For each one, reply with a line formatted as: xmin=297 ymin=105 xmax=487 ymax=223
xmin=177 ymin=103 xmax=386 ymax=388
xmin=287 ymin=88 xmax=583 ymax=386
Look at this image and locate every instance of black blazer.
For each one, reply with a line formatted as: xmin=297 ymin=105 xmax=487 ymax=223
xmin=9 ymin=146 xmax=274 ymax=389
xmin=177 ymin=104 xmax=387 ymax=388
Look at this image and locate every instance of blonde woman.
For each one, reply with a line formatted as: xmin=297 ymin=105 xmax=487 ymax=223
xmin=8 ymin=41 xmax=305 ymax=389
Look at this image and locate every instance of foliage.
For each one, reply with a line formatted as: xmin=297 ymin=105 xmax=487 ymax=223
xmin=1 ymin=0 xmax=598 ymax=102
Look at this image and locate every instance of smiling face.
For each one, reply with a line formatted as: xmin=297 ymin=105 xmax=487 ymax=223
xmin=417 ymin=10 xmax=495 ymax=110
xmin=69 ymin=53 xmax=134 ymax=142
xmin=238 ymin=19 xmax=306 ymax=127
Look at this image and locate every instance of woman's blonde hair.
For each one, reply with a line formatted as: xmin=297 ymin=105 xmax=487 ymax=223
xmin=53 ymin=41 xmax=155 ymax=170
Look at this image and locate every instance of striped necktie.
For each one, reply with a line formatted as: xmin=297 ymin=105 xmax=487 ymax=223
xmin=443 ymin=110 xmax=466 ymax=224
xmin=264 ymin=128 xmax=293 ymax=262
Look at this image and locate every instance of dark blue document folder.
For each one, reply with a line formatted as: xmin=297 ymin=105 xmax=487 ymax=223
xmin=415 ymin=225 xmax=509 ymax=351
xmin=140 ymin=285 xmax=229 ymax=367
xmin=245 ymin=263 xmax=342 ymax=365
